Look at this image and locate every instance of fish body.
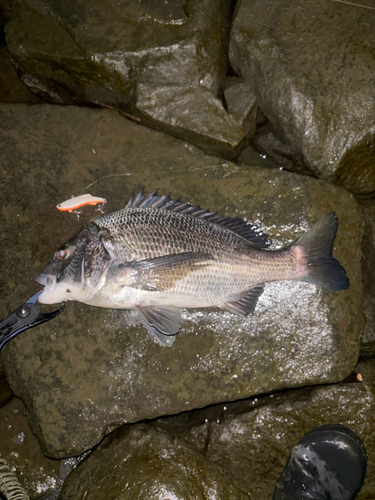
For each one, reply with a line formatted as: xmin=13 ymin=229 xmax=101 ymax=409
xmin=36 ymin=190 xmax=349 ymax=346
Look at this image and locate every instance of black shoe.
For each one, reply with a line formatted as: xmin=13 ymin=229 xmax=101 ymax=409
xmin=273 ymin=424 xmax=367 ymax=500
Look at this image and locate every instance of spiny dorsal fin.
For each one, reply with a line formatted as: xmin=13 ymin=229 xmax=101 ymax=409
xmin=125 ymin=189 xmax=270 ymax=249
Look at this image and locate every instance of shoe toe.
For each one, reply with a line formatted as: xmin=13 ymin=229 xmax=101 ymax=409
xmin=273 ymin=424 xmax=367 ymax=500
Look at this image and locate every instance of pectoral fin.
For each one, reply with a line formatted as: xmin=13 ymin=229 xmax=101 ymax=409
xmin=220 ymin=284 xmax=264 ymax=317
xmin=125 ymin=252 xmax=213 ymax=291
xmin=135 ymin=304 xmax=181 ymax=347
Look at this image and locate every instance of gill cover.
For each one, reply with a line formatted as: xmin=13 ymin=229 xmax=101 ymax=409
xmin=36 ymin=222 xmax=112 ymax=303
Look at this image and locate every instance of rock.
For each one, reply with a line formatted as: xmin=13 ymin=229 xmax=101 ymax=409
xmin=59 ymin=423 xmax=249 ymax=499
xmin=0 ymin=46 xmax=41 ymax=103
xmin=250 ymin=124 xmax=314 ymax=176
xmin=229 ymin=0 xmax=375 ymax=194
xmin=0 ymin=363 xmax=13 ymax=407
xmin=136 ymin=84 xmax=245 ymax=159
xmin=360 ymin=201 xmax=375 ymax=355
xmin=4 ymin=0 xmax=244 ymax=158
xmin=0 ymin=103 xmax=363 ymax=458
xmin=223 ymin=77 xmax=257 ymax=138
xmin=182 ymin=358 xmax=375 ymax=499
xmin=0 ymin=397 xmax=73 ymax=500
xmin=236 ymin=140 xmax=281 ymax=171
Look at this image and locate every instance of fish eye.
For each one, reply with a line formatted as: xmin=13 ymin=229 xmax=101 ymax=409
xmin=56 ymin=246 xmax=70 ymax=260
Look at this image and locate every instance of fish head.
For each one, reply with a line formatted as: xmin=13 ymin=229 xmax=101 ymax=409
xmin=36 ymin=221 xmax=112 ymax=304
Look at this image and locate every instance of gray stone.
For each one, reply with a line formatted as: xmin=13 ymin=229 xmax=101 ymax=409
xmin=236 ymin=140 xmax=281 ymax=171
xmin=360 ymin=201 xmax=375 ymax=355
xmin=182 ymin=358 xmax=375 ymax=499
xmin=224 ymin=77 xmax=257 ymax=138
xmin=136 ymin=84 xmax=245 ymax=159
xmin=4 ymin=0 xmax=244 ymax=158
xmin=0 ymin=104 xmax=363 ymax=458
xmin=250 ymin=124 xmax=314 ymax=176
xmin=59 ymin=424 xmax=249 ymax=499
xmin=229 ymin=0 xmax=375 ymax=194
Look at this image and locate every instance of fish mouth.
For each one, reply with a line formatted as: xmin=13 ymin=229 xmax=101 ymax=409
xmin=35 ymin=273 xmax=57 ymax=288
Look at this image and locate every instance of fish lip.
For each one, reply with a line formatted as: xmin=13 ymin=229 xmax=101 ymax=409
xmin=35 ymin=273 xmax=57 ymax=288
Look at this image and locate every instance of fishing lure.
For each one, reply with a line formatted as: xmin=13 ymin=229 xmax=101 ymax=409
xmin=56 ymin=194 xmax=107 ymax=213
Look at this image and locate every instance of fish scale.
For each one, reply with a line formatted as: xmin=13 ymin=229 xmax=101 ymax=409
xmin=96 ymin=208 xmax=253 ymax=259
xmin=93 ymin=209 xmax=268 ymax=300
xmin=36 ymin=190 xmax=349 ymax=346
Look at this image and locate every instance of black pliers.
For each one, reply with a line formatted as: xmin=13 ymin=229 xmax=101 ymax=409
xmin=0 ymin=291 xmax=66 ymax=350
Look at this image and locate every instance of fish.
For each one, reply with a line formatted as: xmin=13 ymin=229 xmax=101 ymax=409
xmin=36 ymin=190 xmax=349 ymax=347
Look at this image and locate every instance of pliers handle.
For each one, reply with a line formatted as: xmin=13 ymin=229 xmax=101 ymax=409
xmin=0 ymin=291 xmax=66 ymax=350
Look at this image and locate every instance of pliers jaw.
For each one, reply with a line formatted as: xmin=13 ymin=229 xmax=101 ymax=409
xmin=0 ymin=291 xmax=66 ymax=350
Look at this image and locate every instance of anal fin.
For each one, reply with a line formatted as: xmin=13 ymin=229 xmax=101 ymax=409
xmin=220 ymin=284 xmax=264 ymax=317
xmin=135 ymin=305 xmax=181 ymax=347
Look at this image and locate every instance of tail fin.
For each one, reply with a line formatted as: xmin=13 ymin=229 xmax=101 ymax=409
xmin=291 ymin=212 xmax=349 ymax=291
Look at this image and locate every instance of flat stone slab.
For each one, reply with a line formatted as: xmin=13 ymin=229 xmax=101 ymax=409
xmin=0 ymin=104 xmax=363 ymax=457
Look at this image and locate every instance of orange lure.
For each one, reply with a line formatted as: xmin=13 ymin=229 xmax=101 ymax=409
xmin=56 ymin=194 xmax=107 ymax=213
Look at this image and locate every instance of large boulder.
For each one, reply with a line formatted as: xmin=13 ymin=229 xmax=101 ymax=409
xmin=59 ymin=424 xmax=249 ymax=499
xmin=0 ymin=103 xmax=363 ymax=458
xmin=229 ymin=0 xmax=375 ymax=194
xmin=4 ymin=0 xmax=244 ymax=158
xmin=182 ymin=358 xmax=375 ymax=499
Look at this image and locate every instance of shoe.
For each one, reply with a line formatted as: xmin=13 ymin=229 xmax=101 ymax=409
xmin=273 ymin=424 xmax=367 ymax=500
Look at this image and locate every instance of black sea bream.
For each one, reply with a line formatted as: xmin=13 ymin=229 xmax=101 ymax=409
xmin=36 ymin=190 xmax=349 ymax=346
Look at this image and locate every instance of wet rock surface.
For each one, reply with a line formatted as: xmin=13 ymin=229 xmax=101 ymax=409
xmin=229 ymin=0 xmax=375 ymax=194
xmin=0 ymin=46 xmax=41 ymax=104
xmin=59 ymin=423 xmax=249 ymax=499
xmin=0 ymin=104 xmax=363 ymax=458
xmin=180 ymin=358 xmax=375 ymax=500
xmin=4 ymin=0 xmax=244 ymax=159
xmin=224 ymin=77 xmax=257 ymax=138
xmin=0 ymin=397 xmax=74 ymax=500
xmin=4 ymin=0 xmax=375 ymax=191
xmin=0 ymin=360 xmax=13 ymax=407
xmin=360 ymin=201 xmax=375 ymax=355
xmin=0 ymin=1 xmax=375 ymax=497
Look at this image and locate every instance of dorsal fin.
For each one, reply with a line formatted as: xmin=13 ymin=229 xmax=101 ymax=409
xmin=124 ymin=189 xmax=271 ymax=248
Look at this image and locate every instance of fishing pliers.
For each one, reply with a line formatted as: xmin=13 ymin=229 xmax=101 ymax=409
xmin=0 ymin=291 xmax=65 ymax=351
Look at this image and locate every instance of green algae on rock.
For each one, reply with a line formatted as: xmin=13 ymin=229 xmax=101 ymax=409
xmin=0 ymin=104 xmax=363 ymax=458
